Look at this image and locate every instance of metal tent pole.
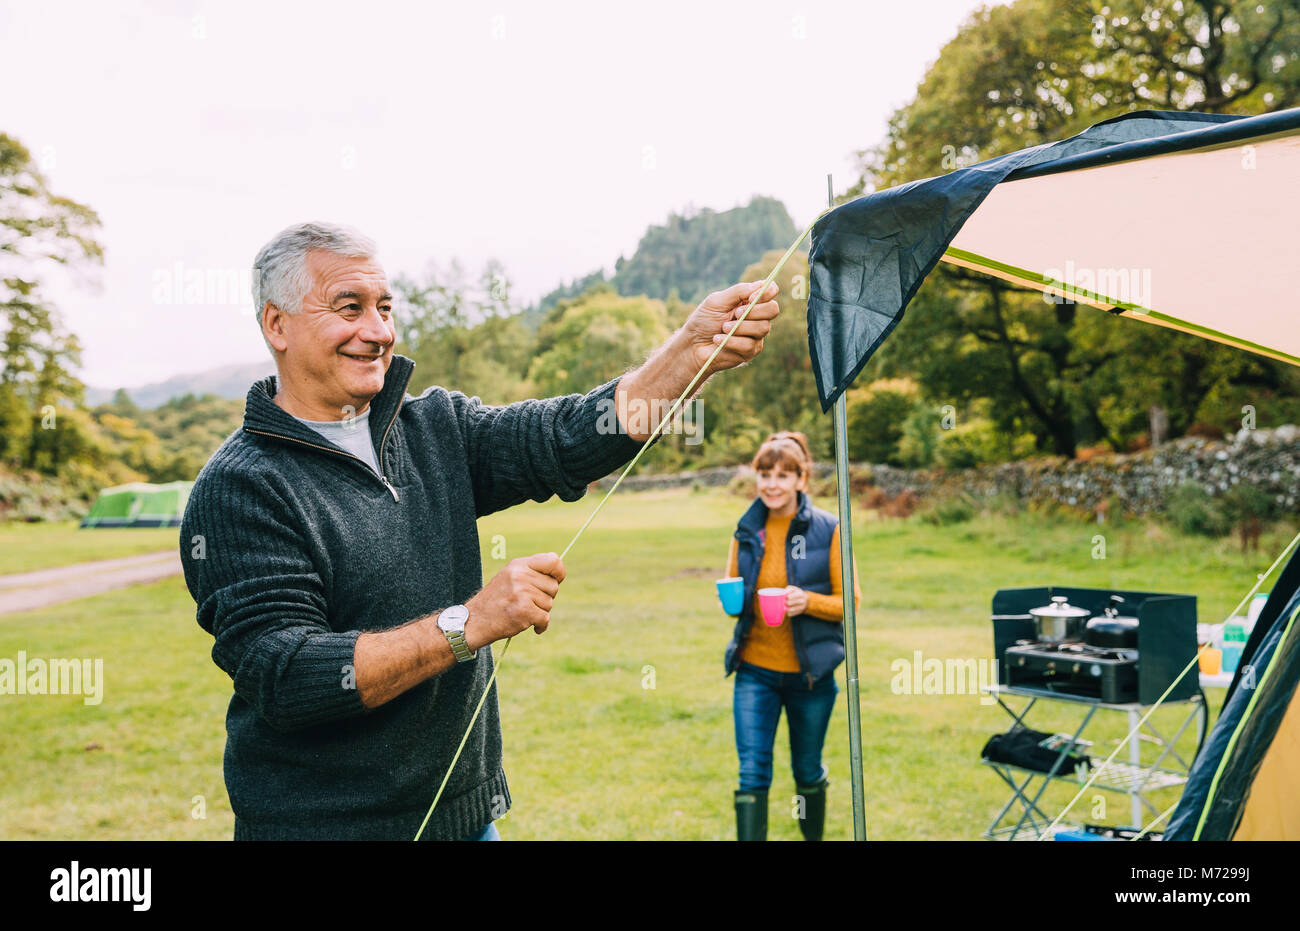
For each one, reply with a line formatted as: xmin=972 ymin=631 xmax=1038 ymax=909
xmin=828 ymin=174 xmax=867 ymax=841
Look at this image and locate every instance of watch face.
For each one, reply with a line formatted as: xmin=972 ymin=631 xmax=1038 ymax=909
xmin=440 ymin=605 xmax=469 ymax=630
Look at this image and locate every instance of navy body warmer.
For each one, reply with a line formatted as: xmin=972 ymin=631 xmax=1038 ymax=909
xmin=724 ymin=490 xmax=846 ymax=688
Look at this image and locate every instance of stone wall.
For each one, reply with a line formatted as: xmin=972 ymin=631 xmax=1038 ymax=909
xmin=867 ymin=427 xmax=1299 ymax=515
xmin=597 ymin=426 xmax=1300 ymax=515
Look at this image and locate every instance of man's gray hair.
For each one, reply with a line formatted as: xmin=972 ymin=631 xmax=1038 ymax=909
xmin=251 ymin=221 xmax=378 ymax=345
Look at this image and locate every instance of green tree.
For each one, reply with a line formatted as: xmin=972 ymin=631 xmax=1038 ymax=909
xmin=845 ymin=0 xmax=1300 ymax=457
xmin=0 ymin=133 xmax=102 ymax=476
xmin=113 ymin=392 xmax=245 ymax=481
xmin=612 ymin=197 xmax=800 ymax=304
xmin=24 ymin=327 xmax=85 ymax=473
xmin=394 ymin=259 xmax=534 ymax=404
xmin=845 ymin=379 xmax=919 ymax=465
xmin=696 ymin=251 xmax=831 ymax=469
xmin=530 ymin=269 xmax=608 ymax=321
xmin=527 ymin=287 xmax=669 ymax=397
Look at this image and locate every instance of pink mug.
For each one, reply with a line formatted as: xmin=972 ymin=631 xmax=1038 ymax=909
xmin=757 ymin=587 xmax=788 ymax=627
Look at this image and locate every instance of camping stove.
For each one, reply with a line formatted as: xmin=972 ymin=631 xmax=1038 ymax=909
xmin=992 ymin=586 xmax=1199 ymax=707
xmin=1003 ymin=640 xmax=1140 ymax=704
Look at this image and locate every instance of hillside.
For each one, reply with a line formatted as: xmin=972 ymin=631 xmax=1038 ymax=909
xmin=85 ymin=359 xmax=274 ymax=408
xmin=531 ymin=196 xmax=802 ymax=316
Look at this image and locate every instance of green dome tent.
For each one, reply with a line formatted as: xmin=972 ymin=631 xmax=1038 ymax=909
xmin=80 ymin=481 xmax=193 ymax=528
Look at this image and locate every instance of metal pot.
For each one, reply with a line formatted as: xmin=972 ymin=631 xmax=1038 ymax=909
xmin=1029 ymin=596 xmax=1091 ymax=642
xmin=1085 ymin=595 xmax=1140 ymax=649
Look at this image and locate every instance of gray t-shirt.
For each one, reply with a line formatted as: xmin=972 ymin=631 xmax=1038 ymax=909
xmin=294 ymin=407 xmax=381 ymax=475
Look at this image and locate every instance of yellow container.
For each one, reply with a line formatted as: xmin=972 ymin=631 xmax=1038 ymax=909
xmin=1198 ymin=644 xmax=1222 ymax=676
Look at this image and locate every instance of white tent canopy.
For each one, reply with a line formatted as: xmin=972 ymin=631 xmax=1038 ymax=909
xmin=946 ymin=128 xmax=1300 ymax=365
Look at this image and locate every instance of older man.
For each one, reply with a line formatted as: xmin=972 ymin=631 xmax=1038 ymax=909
xmin=180 ymin=221 xmax=779 ymax=840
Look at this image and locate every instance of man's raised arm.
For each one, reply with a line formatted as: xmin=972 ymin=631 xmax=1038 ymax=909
xmin=614 ymin=280 xmax=779 ymax=442
xmin=442 ymin=279 xmax=781 ymax=519
xmin=357 ymin=281 xmax=778 ymax=706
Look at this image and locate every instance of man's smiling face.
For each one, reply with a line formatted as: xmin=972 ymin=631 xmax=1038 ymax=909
xmin=266 ymin=250 xmax=395 ymax=419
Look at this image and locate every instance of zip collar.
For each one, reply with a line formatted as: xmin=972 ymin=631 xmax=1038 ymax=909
xmin=241 ymin=354 xmax=415 ymax=500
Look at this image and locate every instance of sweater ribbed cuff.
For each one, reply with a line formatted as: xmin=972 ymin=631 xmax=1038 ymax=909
xmin=243 ymin=628 xmax=366 ymax=732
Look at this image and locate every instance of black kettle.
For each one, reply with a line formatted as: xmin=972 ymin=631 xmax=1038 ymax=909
xmin=1085 ymin=595 xmax=1139 ymax=649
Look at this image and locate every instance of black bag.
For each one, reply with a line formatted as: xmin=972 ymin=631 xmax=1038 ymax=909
xmin=982 ymin=725 xmax=1092 ymax=775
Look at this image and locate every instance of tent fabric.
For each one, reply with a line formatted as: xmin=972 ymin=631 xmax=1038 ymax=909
xmin=80 ymin=481 xmax=192 ymax=528
xmin=1165 ymin=546 xmax=1300 ymax=841
xmin=1230 ymin=531 xmax=1300 ymax=705
xmin=806 ymin=107 xmax=1300 ymax=412
xmin=804 ymin=105 xmax=1300 ymax=840
xmin=1234 ymin=681 xmax=1300 ymax=841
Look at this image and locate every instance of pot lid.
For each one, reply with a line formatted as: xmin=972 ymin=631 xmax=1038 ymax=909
xmin=1031 ymin=596 xmax=1091 ymax=619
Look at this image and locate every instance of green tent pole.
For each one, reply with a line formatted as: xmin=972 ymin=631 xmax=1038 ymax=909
xmin=828 ymin=175 xmax=867 ymax=841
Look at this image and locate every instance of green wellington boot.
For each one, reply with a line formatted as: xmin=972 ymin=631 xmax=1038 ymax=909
xmin=795 ymin=775 xmax=829 ymax=841
xmin=734 ymin=789 xmax=768 ymax=841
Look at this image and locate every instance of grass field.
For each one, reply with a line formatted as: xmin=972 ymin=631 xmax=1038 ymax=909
xmin=1 ymin=488 xmax=1290 ymax=841
xmin=0 ymin=522 xmax=179 ymax=575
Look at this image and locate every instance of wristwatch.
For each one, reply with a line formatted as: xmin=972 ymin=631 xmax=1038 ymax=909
xmin=437 ymin=604 xmax=476 ymax=662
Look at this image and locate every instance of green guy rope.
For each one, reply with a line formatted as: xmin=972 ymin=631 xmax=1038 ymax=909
xmin=1131 ymin=799 xmax=1180 ymax=840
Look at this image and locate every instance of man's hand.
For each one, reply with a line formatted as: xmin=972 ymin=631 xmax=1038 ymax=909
xmin=465 ymin=552 xmax=567 ymax=646
xmin=355 ymin=553 xmax=565 ymax=709
xmin=613 ymin=280 xmax=780 ymax=443
xmin=784 ymin=586 xmax=810 ymax=617
xmin=683 ymin=280 xmax=780 ymax=376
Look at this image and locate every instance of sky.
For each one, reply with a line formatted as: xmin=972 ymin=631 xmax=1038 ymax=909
xmin=3 ymin=0 xmax=998 ymax=389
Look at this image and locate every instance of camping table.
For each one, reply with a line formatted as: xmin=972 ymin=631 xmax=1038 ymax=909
xmin=980 ymin=684 xmax=1206 ymax=841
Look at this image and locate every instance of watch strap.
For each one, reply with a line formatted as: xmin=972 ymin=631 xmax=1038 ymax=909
xmin=438 ymin=604 xmax=476 ymax=662
xmin=444 ymin=625 xmax=475 ymax=662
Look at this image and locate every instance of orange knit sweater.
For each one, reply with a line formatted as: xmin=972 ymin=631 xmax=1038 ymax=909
xmin=725 ymin=511 xmax=861 ymax=673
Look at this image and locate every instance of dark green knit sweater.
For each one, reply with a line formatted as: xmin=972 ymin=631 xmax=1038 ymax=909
xmin=179 ymin=354 xmax=642 ymax=840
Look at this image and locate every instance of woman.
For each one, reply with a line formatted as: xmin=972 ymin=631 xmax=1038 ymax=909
xmin=722 ymin=431 xmax=860 ymax=842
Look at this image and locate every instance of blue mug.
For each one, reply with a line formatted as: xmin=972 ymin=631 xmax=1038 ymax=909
xmin=717 ymin=577 xmax=744 ymax=616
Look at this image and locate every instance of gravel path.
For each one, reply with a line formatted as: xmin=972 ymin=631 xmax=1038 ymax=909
xmin=0 ymin=550 xmax=183 ymax=617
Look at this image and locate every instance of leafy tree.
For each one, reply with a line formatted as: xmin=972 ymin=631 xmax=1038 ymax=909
xmin=612 ymin=197 xmax=800 ymax=304
xmin=394 ymin=260 xmax=534 ymax=404
xmin=531 ymin=269 xmax=609 ymax=321
xmin=527 ymin=287 xmax=669 ymax=397
xmin=124 ymin=393 xmax=244 ymax=481
xmin=693 ymin=250 xmax=832 ymax=469
xmin=0 ymin=133 xmax=102 ymax=477
xmin=106 ymin=388 xmax=141 ymax=419
xmin=845 ymin=380 xmax=919 ymax=465
xmin=524 ymin=197 xmax=803 ymax=328
xmin=844 ymin=0 xmax=1300 ymax=457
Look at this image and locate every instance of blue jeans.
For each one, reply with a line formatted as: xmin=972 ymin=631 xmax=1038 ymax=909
xmin=733 ymin=661 xmax=838 ymax=792
xmin=459 ymin=821 xmax=501 ymax=841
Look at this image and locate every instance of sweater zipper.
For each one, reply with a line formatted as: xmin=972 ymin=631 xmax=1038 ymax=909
xmin=244 ymin=375 xmax=409 ymax=502
xmin=245 ymin=429 xmax=400 ymax=501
